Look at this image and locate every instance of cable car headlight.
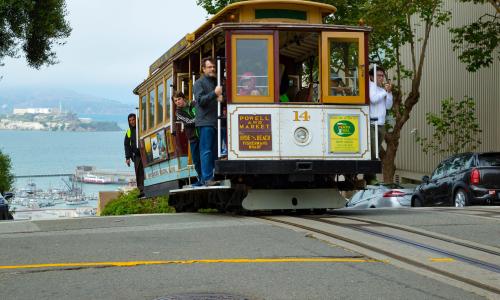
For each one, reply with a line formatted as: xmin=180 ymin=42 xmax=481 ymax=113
xmin=294 ymin=127 xmax=310 ymax=145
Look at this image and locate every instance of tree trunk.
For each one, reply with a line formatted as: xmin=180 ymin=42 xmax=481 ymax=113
xmin=382 ymin=132 xmax=399 ymax=182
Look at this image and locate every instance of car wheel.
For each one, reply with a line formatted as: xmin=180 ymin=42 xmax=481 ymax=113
xmin=454 ymin=189 xmax=469 ymax=208
xmin=412 ymin=196 xmax=423 ymax=207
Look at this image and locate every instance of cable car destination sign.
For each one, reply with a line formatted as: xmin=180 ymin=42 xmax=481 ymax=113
xmin=238 ymin=114 xmax=272 ymax=151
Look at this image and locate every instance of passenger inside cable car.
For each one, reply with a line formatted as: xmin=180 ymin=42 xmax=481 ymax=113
xmin=238 ymin=72 xmax=261 ymax=96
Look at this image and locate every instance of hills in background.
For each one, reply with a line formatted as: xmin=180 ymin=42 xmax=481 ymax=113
xmin=0 ymin=87 xmax=135 ymax=116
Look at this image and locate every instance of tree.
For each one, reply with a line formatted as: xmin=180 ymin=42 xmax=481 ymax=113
xmin=360 ymin=0 xmax=453 ymax=182
xmin=450 ymin=0 xmax=499 ymax=72
xmin=196 ymin=0 xmax=233 ymax=15
xmin=0 ymin=149 xmax=14 ymax=194
xmin=0 ymin=0 xmax=71 ymax=69
xmin=415 ymin=97 xmax=482 ymax=155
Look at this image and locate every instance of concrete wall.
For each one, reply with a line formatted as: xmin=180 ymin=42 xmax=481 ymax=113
xmin=97 ymin=191 xmax=121 ymax=216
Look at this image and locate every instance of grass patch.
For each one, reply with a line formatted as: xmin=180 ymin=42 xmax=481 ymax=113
xmin=101 ymin=189 xmax=175 ymax=216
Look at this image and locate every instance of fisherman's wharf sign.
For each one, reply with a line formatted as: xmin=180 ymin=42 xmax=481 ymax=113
xmin=238 ymin=114 xmax=272 ymax=151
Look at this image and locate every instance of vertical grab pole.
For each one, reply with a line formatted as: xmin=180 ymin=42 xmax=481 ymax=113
xmin=192 ymin=72 xmax=196 ymax=100
xmin=373 ymin=64 xmax=379 ymax=160
xmin=135 ymin=106 xmax=139 ymax=152
xmin=217 ymin=57 xmax=221 ymax=159
xmin=169 ymin=85 xmax=173 ymax=128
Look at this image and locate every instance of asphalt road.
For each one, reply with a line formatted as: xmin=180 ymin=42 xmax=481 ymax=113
xmin=0 ymin=211 xmax=493 ymax=300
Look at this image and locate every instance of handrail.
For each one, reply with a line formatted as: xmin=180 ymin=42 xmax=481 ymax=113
xmin=217 ymin=57 xmax=222 ymax=159
xmin=372 ymin=63 xmax=379 ymax=160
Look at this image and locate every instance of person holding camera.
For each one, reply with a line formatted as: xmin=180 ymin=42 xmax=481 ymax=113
xmin=369 ymin=66 xmax=393 ymax=159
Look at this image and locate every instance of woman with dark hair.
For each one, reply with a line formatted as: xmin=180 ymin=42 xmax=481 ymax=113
xmin=173 ymin=91 xmax=202 ymax=186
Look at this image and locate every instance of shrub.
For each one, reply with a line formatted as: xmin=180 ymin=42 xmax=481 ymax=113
xmin=101 ymin=189 xmax=175 ymax=216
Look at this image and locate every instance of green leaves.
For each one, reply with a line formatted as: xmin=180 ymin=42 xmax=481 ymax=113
xmin=195 ymin=0 xmax=238 ymax=15
xmin=415 ymin=97 xmax=482 ymax=155
xmin=101 ymin=189 xmax=175 ymax=216
xmin=0 ymin=149 xmax=14 ymax=194
xmin=0 ymin=0 xmax=71 ymax=69
xmin=450 ymin=13 xmax=499 ymax=72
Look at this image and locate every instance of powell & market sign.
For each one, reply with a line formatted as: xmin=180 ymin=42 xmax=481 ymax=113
xmin=238 ymin=114 xmax=272 ymax=151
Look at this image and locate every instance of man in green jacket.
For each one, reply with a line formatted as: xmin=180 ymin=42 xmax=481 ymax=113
xmin=124 ymin=113 xmax=144 ymax=197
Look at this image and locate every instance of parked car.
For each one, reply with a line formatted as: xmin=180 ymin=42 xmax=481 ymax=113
xmin=346 ymin=183 xmax=415 ymax=209
xmin=412 ymin=152 xmax=500 ymax=207
xmin=0 ymin=193 xmax=12 ymax=220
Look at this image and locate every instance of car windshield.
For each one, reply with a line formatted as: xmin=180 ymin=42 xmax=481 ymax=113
xmin=478 ymin=153 xmax=500 ymax=167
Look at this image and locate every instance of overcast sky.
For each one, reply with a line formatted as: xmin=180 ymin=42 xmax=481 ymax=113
xmin=0 ymin=0 xmax=207 ymax=104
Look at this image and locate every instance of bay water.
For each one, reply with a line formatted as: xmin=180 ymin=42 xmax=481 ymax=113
xmin=0 ymin=130 xmax=132 ymax=199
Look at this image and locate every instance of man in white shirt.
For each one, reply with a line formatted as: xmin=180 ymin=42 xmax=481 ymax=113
xmin=369 ymin=66 xmax=393 ymax=159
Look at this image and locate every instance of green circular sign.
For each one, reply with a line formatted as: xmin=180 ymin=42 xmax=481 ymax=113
xmin=334 ymin=120 xmax=355 ymax=137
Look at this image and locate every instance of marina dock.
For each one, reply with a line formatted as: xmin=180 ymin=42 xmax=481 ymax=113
xmin=14 ymin=165 xmax=134 ymax=184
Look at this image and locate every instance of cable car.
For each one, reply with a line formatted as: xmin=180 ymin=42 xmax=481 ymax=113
xmin=132 ymin=0 xmax=380 ymax=212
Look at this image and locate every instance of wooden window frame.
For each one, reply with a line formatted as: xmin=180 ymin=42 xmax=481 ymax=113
xmin=148 ymin=87 xmax=156 ymax=130
xmin=140 ymin=94 xmax=147 ymax=134
xmin=231 ymin=34 xmax=275 ymax=103
xmin=156 ymin=80 xmax=165 ymax=126
xmin=321 ymin=32 xmax=366 ymax=104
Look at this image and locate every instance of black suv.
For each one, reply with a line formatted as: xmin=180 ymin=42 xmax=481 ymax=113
xmin=412 ymin=152 xmax=500 ymax=207
xmin=0 ymin=192 xmax=13 ymax=220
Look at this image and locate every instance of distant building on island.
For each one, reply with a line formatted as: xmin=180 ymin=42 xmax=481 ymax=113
xmin=1 ymin=107 xmax=120 ymax=132
xmin=78 ymin=118 xmax=93 ymax=124
xmin=13 ymin=108 xmax=55 ymax=115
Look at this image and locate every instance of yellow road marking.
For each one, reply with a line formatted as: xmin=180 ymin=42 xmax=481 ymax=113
xmin=0 ymin=257 xmax=381 ymax=270
xmin=430 ymin=258 xmax=456 ymax=263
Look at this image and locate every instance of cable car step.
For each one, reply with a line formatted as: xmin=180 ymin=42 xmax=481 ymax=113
xmin=169 ymin=179 xmax=232 ymax=194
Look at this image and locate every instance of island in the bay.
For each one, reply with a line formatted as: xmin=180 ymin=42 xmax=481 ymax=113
xmin=0 ymin=108 xmax=121 ymax=131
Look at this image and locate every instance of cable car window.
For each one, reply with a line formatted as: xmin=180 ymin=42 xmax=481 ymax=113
xmin=279 ymin=31 xmax=319 ymax=102
xmin=321 ymin=32 xmax=366 ymax=104
xmin=237 ymin=39 xmax=268 ymax=96
xmin=231 ymin=34 xmax=274 ymax=103
xmin=149 ymin=89 xmax=155 ymax=129
xmin=329 ymin=40 xmax=359 ymax=97
xmin=141 ymin=95 xmax=147 ymax=132
xmin=157 ymin=83 xmax=164 ymax=125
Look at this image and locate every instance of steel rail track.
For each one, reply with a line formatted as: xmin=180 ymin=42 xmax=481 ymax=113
xmin=259 ymin=216 xmax=500 ymax=295
xmin=306 ymin=217 xmax=500 ymax=274
xmin=334 ymin=215 xmax=500 ymax=257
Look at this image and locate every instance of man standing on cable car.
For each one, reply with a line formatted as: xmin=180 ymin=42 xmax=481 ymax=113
xmin=193 ymin=57 xmax=223 ymax=186
xmin=124 ymin=113 xmax=144 ymax=197
xmin=369 ymin=66 xmax=393 ymax=159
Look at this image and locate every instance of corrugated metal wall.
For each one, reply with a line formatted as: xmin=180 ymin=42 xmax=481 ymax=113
xmin=393 ymin=0 xmax=500 ymax=181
